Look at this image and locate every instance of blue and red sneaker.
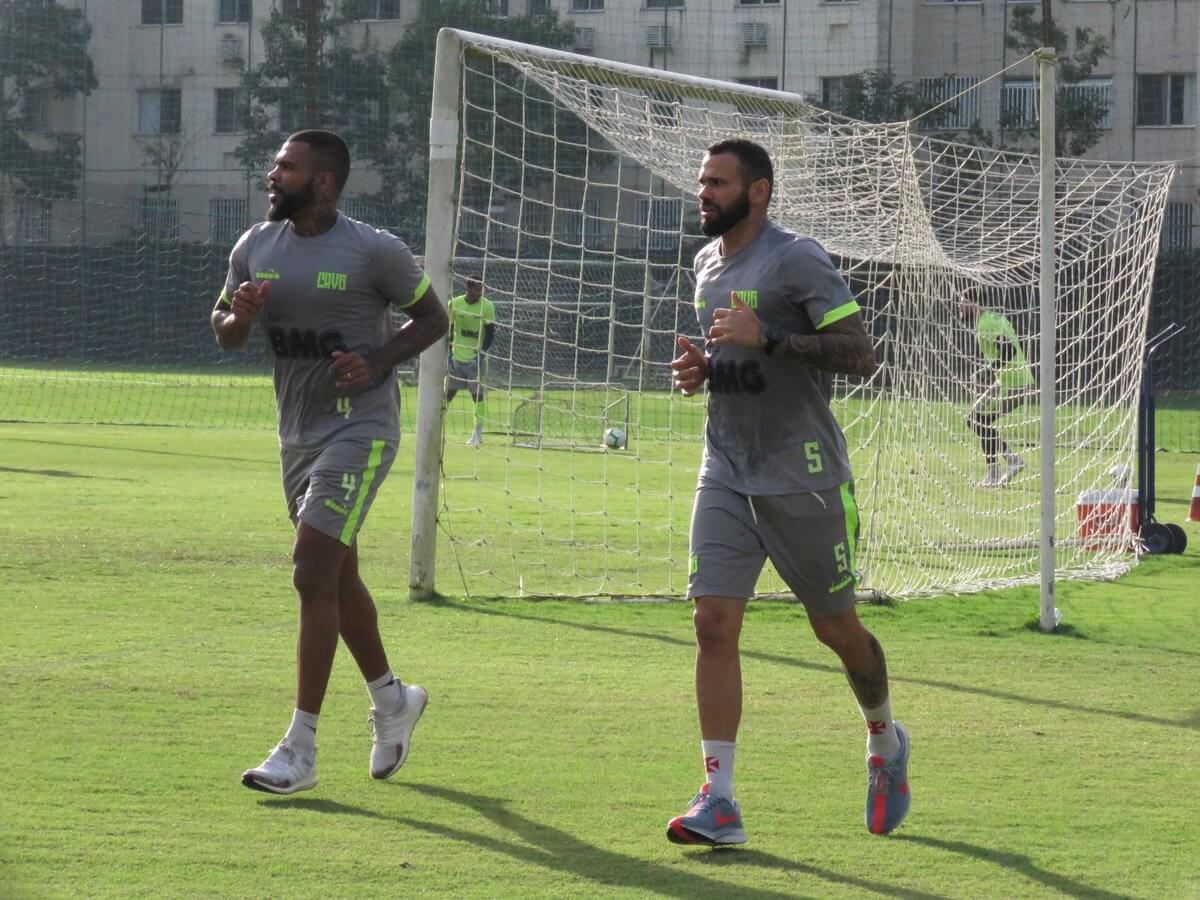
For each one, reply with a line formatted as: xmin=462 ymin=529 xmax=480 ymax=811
xmin=866 ymin=721 xmax=911 ymax=835
xmin=666 ymin=783 xmax=747 ymax=845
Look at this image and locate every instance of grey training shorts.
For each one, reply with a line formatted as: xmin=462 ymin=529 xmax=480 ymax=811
xmin=447 ymin=357 xmax=483 ymax=393
xmin=688 ymin=479 xmax=861 ymax=617
xmin=280 ymin=438 xmax=398 ymax=546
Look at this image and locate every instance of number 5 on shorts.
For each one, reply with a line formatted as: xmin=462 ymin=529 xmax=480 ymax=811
xmin=834 ymin=541 xmax=849 ymax=574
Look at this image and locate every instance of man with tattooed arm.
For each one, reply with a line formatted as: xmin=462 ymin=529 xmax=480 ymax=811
xmin=665 ymin=138 xmax=910 ymax=845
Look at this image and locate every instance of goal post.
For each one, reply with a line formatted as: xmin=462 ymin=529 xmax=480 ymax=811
xmin=410 ymin=28 xmax=1175 ymax=602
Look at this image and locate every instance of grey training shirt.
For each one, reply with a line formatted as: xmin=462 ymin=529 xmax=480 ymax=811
xmin=693 ymin=220 xmax=860 ymax=495
xmin=221 ymin=213 xmax=429 ymax=450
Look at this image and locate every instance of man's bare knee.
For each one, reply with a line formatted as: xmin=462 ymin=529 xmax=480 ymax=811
xmin=693 ymin=602 xmax=742 ymax=651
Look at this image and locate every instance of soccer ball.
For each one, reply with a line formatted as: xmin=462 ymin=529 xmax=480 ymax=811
xmin=603 ymin=426 xmax=627 ymax=450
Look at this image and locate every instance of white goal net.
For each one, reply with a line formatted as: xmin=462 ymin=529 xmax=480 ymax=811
xmin=414 ymin=30 xmax=1175 ymax=600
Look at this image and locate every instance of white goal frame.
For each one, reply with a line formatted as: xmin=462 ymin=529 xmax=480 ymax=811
xmin=408 ymin=29 xmax=1174 ymax=616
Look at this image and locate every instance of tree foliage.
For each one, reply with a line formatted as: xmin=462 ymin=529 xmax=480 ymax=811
xmin=385 ymin=0 xmax=578 ymax=219
xmin=1005 ymin=6 xmax=1110 ymax=157
xmin=236 ymin=1 xmax=394 ymax=178
xmin=822 ymin=69 xmax=943 ymax=125
xmin=0 ymin=0 xmax=97 ymax=199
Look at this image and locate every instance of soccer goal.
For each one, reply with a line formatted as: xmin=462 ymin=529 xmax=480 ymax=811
xmin=409 ymin=29 xmax=1176 ymax=601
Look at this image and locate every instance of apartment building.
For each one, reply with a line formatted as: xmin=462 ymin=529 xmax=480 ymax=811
xmin=5 ymin=0 xmax=1196 ymax=246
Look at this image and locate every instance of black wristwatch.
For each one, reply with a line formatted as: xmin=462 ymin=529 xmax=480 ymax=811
xmin=758 ymin=323 xmax=782 ymax=355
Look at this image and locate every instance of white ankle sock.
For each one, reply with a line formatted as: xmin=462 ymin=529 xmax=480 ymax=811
xmin=860 ymin=700 xmax=900 ymax=758
xmin=701 ymin=740 xmax=736 ymax=800
xmin=366 ymin=670 xmax=404 ymax=711
xmin=285 ymin=708 xmax=319 ymax=750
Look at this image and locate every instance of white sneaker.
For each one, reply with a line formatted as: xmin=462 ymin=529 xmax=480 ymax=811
xmin=997 ymin=455 xmax=1025 ymax=486
xmin=241 ymin=739 xmax=318 ymax=795
xmin=466 ymin=433 xmax=482 ymax=447
xmin=977 ymin=465 xmax=1001 ymax=488
xmin=369 ymin=684 xmax=428 ymax=780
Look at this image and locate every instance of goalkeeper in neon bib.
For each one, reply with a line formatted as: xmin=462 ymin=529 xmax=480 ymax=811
xmin=667 ymin=139 xmax=911 ymax=844
xmin=210 ymin=130 xmax=448 ymax=795
xmin=445 ymin=278 xmax=496 ymax=447
xmin=958 ymin=300 xmax=1033 ymax=487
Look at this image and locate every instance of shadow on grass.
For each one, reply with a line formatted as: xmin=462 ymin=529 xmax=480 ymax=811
xmin=3 ymin=436 xmax=274 ymax=468
xmin=256 ymin=796 xmax=391 ymax=820
xmin=689 ymin=849 xmax=951 ymax=899
xmin=434 ymin=599 xmax=1199 ymax=732
xmin=893 ymin=835 xmax=1133 ymax=900
xmin=0 ymin=464 xmax=130 ymax=480
xmin=391 ymin=782 xmax=943 ymax=900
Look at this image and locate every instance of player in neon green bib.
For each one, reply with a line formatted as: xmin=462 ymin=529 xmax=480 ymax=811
xmin=446 ymin=278 xmax=497 ymax=446
xmin=959 ymin=301 xmax=1035 ymax=487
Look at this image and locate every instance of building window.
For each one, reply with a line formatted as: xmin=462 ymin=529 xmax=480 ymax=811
xmin=636 ymin=198 xmax=683 ymax=253
xmin=736 ymin=76 xmax=779 ymax=90
xmin=137 ymin=89 xmax=182 ymax=135
xmin=344 ymin=0 xmax=401 ymax=19
xmin=1162 ymin=202 xmax=1194 ymax=250
xmin=142 ymin=0 xmax=183 ymax=24
xmin=278 ymin=96 xmax=305 ymax=134
xmin=1062 ymin=78 xmax=1112 ymax=129
xmin=738 ymin=0 xmax=780 ymax=5
xmin=22 ymin=89 xmax=50 ymax=132
xmin=1003 ymin=78 xmax=1112 ymax=130
xmin=735 ymin=80 xmax=782 ymax=132
xmin=215 ymin=88 xmax=247 ymax=134
xmin=646 ymin=92 xmax=679 ymax=128
xmin=572 ymin=0 xmax=604 ymax=10
xmin=209 ymin=197 xmax=248 ymax=244
xmin=924 ymin=0 xmax=982 ymax=5
xmin=917 ymin=75 xmax=980 ymax=129
xmin=20 ymin=197 xmax=52 ymax=243
xmin=218 ymin=0 xmax=252 ymax=23
xmin=646 ymin=0 xmax=684 ymax=7
xmin=559 ymin=198 xmax=610 ymax=249
xmin=1137 ymin=74 xmax=1194 ymax=127
xmin=1001 ymin=78 xmax=1036 ymax=128
xmin=821 ymin=76 xmax=855 ymax=111
xmin=528 ymin=0 xmax=549 ymax=12
xmin=135 ymin=195 xmax=180 ymax=242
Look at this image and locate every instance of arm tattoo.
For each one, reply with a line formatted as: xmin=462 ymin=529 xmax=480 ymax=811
xmin=843 ymin=635 xmax=889 ymax=709
xmin=773 ymin=329 xmax=877 ymax=378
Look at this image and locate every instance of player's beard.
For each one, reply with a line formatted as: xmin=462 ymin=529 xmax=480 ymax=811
xmin=267 ymin=177 xmax=318 ymax=222
xmin=699 ymin=188 xmax=752 ymax=237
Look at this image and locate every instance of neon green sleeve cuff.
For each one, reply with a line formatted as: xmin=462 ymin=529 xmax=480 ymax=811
xmin=217 ymin=287 xmax=232 ymax=307
xmin=815 ymin=300 xmax=860 ymax=331
xmin=404 ymin=274 xmax=431 ymax=309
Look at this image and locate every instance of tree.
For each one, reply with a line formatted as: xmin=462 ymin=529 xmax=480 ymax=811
xmin=137 ymin=124 xmax=204 ymax=193
xmin=0 ymin=0 xmax=97 ymax=241
xmin=385 ymin=0 xmax=578 ymax=231
xmin=1004 ymin=6 xmax=1110 ymax=157
xmin=821 ymin=69 xmax=942 ymax=125
xmin=236 ymin=1 xmax=394 ymax=181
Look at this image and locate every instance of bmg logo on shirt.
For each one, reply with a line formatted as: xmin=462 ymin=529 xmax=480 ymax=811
xmin=268 ymin=327 xmax=347 ymax=359
xmin=316 ymin=271 xmax=347 ymax=291
xmin=708 ymin=359 xmax=766 ymax=395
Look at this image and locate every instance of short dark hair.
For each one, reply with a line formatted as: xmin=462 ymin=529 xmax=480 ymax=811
xmin=286 ymin=129 xmax=351 ymax=192
xmin=466 ymin=277 xmax=482 ymax=288
xmin=705 ymin=138 xmax=774 ymax=204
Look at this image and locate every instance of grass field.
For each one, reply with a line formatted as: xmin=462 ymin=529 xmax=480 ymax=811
xmin=9 ymin=363 xmax=1190 ymax=599
xmin=2 ymin=420 xmax=1199 ymax=898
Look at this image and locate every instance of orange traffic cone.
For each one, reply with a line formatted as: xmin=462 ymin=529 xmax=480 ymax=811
xmin=1188 ymin=464 xmax=1200 ymax=523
